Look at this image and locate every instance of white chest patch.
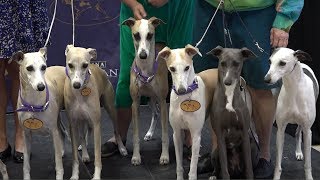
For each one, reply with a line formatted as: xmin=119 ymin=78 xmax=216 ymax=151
xmin=225 ymin=82 xmax=236 ymax=112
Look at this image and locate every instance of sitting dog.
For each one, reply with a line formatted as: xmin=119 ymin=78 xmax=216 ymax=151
xmin=264 ymin=48 xmax=319 ymax=180
xmin=122 ymin=17 xmax=170 ymax=165
xmin=64 ymin=45 xmax=127 ymax=180
xmin=12 ymin=49 xmax=66 ymax=180
xmin=157 ymin=44 xmax=218 ymax=180
xmin=0 ymin=160 xmax=8 ymax=180
xmin=207 ymin=46 xmax=257 ymax=179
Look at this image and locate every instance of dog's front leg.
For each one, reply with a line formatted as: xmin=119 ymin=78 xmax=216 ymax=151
xmin=131 ymin=100 xmax=141 ymax=165
xmin=189 ymin=131 xmax=201 ymax=180
xmin=242 ymin=131 xmax=253 ymax=179
xmin=92 ymin=121 xmax=102 ymax=180
xmin=216 ymin=130 xmax=230 ymax=179
xmin=144 ymin=99 xmax=159 ymax=141
xmin=23 ymin=130 xmax=32 ymax=180
xmin=303 ymin=128 xmax=313 ymax=180
xmin=295 ymin=125 xmax=303 ymax=160
xmin=0 ymin=160 xmax=8 ymax=180
xmin=274 ymin=121 xmax=287 ymax=180
xmin=69 ymin=123 xmax=79 ymax=180
xmin=159 ymin=99 xmax=169 ymax=165
xmin=52 ymin=128 xmax=64 ymax=180
xmin=173 ymin=129 xmax=184 ymax=180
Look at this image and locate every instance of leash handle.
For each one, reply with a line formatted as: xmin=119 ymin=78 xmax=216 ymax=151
xmin=44 ymin=0 xmax=58 ymax=47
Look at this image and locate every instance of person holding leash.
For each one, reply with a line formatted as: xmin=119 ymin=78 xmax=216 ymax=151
xmin=193 ymin=0 xmax=304 ymax=178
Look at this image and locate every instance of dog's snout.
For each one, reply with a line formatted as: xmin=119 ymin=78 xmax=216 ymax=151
xmin=37 ymin=83 xmax=45 ymax=91
xmin=224 ymin=79 xmax=232 ymax=86
xmin=177 ymin=87 xmax=187 ymax=94
xmin=73 ymin=82 xmax=81 ymax=89
xmin=139 ymin=50 xmax=147 ymax=59
xmin=264 ymin=74 xmax=271 ymax=83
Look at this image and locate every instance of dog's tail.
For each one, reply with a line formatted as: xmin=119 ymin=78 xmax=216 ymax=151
xmin=301 ymin=63 xmax=319 ymax=100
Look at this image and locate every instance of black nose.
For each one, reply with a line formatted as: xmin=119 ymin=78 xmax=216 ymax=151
xmin=139 ymin=50 xmax=147 ymax=59
xmin=73 ymin=82 xmax=81 ymax=89
xmin=224 ymin=79 xmax=232 ymax=86
xmin=177 ymin=87 xmax=186 ymax=94
xmin=264 ymin=74 xmax=271 ymax=83
xmin=37 ymin=83 xmax=45 ymax=91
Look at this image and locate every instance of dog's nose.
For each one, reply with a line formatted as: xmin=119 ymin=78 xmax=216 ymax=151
xmin=37 ymin=83 xmax=45 ymax=91
xmin=264 ymin=74 xmax=271 ymax=83
xmin=224 ymin=80 xmax=232 ymax=86
xmin=139 ymin=50 xmax=147 ymax=59
xmin=177 ymin=87 xmax=186 ymax=94
xmin=73 ymin=82 xmax=81 ymax=89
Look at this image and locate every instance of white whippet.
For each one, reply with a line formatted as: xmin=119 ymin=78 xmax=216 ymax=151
xmin=158 ymin=44 xmax=219 ymax=180
xmin=64 ymin=45 xmax=127 ymax=180
xmin=122 ymin=17 xmax=169 ymax=166
xmin=264 ymin=48 xmax=319 ymax=180
xmin=12 ymin=48 xmax=66 ymax=180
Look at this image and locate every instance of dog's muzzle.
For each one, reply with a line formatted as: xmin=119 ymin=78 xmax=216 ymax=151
xmin=37 ymin=83 xmax=45 ymax=91
xmin=139 ymin=50 xmax=147 ymax=59
xmin=177 ymin=86 xmax=187 ymax=94
xmin=73 ymin=82 xmax=81 ymax=89
xmin=264 ymin=74 xmax=271 ymax=84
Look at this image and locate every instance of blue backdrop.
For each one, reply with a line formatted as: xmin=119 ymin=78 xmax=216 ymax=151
xmin=6 ymin=0 xmax=121 ymax=112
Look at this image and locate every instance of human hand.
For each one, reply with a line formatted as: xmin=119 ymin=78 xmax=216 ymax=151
xmin=130 ymin=1 xmax=147 ymax=20
xmin=270 ymin=28 xmax=289 ymax=48
xmin=148 ymin=0 xmax=168 ymax=8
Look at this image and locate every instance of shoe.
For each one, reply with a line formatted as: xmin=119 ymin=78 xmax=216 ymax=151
xmin=0 ymin=144 xmax=11 ymax=162
xmin=254 ymin=158 xmax=274 ymax=179
xmin=101 ymin=140 xmax=126 ymax=158
xmin=197 ymin=153 xmax=214 ymax=174
xmin=13 ymin=149 xmax=24 ymax=163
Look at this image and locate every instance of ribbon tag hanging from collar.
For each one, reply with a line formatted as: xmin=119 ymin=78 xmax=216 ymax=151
xmin=23 ymin=118 xmax=43 ymax=130
xmin=180 ymin=100 xmax=201 ymax=112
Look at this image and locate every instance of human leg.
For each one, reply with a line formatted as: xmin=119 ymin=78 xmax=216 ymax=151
xmin=0 ymin=60 xmax=9 ymax=154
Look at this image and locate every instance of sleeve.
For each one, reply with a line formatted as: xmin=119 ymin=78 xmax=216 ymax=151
xmin=272 ymin=0 xmax=304 ymax=32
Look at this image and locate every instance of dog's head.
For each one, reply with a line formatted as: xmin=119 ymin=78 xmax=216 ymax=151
xmin=65 ymin=45 xmax=97 ymax=89
xmin=207 ymin=46 xmax=256 ymax=86
xmin=12 ymin=48 xmax=47 ymax=91
xmin=264 ymin=47 xmax=312 ymax=84
xmin=158 ymin=44 xmax=202 ymax=94
xmin=122 ymin=17 xmax=164 ymax=60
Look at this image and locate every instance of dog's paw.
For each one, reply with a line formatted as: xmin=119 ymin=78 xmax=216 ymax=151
xmin=131 ymin=155 xmax=141 ymax=166
xmin=209 ymin=176 xmax=217 ymax=180
xmin=144 ymin=133 xmax=153 ymax=141
xmin=78 ymin=145 xmax=82 ymax=151
xmin=177 ymin=176 xmax=184 ymax=180
xmin=159 ymin=155 xmax=169 ymax=165
xmin=70 ymin=175 xmax=79 ymax=180
xmin=295 ymin=152 xmax=304 ymax=161
xmin=82 ymin=155 xmax=90 ymax=163
xmin=273 ymin=168 xmax=282 ymax=180
xmin=119 ymin=147 xmax=128 ymax=156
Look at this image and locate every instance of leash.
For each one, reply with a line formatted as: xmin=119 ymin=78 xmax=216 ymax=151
xmin=71 ymin=0 xmax=75 ymax=46
xmin=44 ymin=0 xmax=58 ymax=47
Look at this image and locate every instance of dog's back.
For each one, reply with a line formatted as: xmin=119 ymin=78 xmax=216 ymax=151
xmin=45 ymin=66 xmax=66 ymax=108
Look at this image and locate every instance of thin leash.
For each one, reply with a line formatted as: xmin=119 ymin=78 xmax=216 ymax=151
xmin=71 ymin=0 xmax=75 ymax=46
xmin=44 ymin=0 xmax=58 ymax=47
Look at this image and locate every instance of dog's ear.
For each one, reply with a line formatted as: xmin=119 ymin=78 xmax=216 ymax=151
xmin=149 ymin=17 xmax=165 ymax=28
xmin=87 ymin=48 xmax=97 ymax=61
xmin=39 ymin=47 xmax=47 ymax=60
xmin=65 ymin=44 xmax=74 ymax=56
xmin=206 ymin=45 xmax=223 ymax=57
xmin=185 ymin=44 xmax=202 ymax=57
xmin=240 ymin=47 xmax=257 ymax=60
xmin=11 ymin=51 xmax=24 ymax=63
xmin=121 ymin=17 xmax=136 ymax=27
xmin=158 ymin=47 xmax=171 ymax=60
xmin=294 ymin=50 xmax=312 ymax=62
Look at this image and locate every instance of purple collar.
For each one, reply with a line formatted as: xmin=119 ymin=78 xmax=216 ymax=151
xmin=132 ymin=60 xmax=159 ymax=84
xmin=173 ymin=79 xmax=199 ymax=95
xmin=65 ymin=67 xmax=91 ymax=86
xmin=16 ymin=81 xmax=50 ymax=112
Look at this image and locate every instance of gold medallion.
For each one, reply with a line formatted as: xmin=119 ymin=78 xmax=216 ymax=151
xmin=81 ymin=87 xmax=91 ymax=96
xmin=180 ymin=100 xmax=201 ymax=112
xmin=23 ymin=118 xmax=43 ymax=130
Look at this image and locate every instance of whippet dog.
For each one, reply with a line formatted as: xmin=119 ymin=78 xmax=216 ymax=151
xmin=157 ymin=44 xmax=218 ymax=180
xmin=64 ymin=45 xmax=127 ymax=180
xmin=207 ymin=46 xmax=257 ymax=179
xmin=122 ymin=17 xmax=169 ymax=165
xmin=264 ymin=48 xmax=319 ymax=180
xmin=12 ymin=48 xmax=66 ymax=180
xmin=0 ymin=160 xmax=8 ymax=180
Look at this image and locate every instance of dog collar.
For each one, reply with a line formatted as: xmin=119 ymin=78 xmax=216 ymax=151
xmin=65 ymin=67 xmax=91 ymax=87
xmin=17 ymin=81 xmax=50 ymax=112
xmin=173 ymin=79 xmax=199 ymax=96
xmin=132 ymin=60 xmax=159 ymax=84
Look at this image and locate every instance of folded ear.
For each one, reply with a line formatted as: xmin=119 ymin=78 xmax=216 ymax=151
xmin=121 ymin=17 xmax=136 ymax=27
xmin=87 ymin=48 xmax=97 ymax=61
xmin=39 ymin=47 xmax=47 ymax=59
xmin=148 ymin=17 xmax=165 ymax=28
xmin=206 ymin=45 xmax=223 ymax=57
xmin=294 ymin=50 xmax=312 ymax=62
xmin=65 ymin=44 xmax=74 ymax=56
xmin=158 ymin=47 xmax=171 ymax=60
xmin=185 ymin=44 xmax=202 ymax=57
xmin=240 ymin=47 xmax=257 ymax=59
xmin=11 ymin=51 xmax=24 ymax=64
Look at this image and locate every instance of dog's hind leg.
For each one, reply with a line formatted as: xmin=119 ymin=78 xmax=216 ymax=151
xmin=52 ymin=128 xmax=64 ymax=180
xmin=131 ymin=99 xmax=142 ymax=165
xmin=303 ymin=128 xmax=313 ymax=180
xmin=159 ymin=99 xmax=169 ymax=165
xmin=79 ymin=122 xmax=90 ymax=163
xmin=23 ymin=130 xmax=32 ymax=180
xmin=69 ymin=122 xmax=80 ymax=180
xmin=173 ymin=129 xmax=184 ymax=180
xmin=144 ymin=99 xmax=159 ymax=141
xmin=242 ymin=130 xmax=254 ymax=179
xmin=92 ymin=121 xmax=102 ymax=180
xmin=274 ymin=122 xmax=287 ymax=180
xmin=0 ymin=159 xmax=8 ymax=180
xmin=189 ymin=131 xmax=201 ymax=180
xmin=295 ymin=125 xmax=304 ymax=161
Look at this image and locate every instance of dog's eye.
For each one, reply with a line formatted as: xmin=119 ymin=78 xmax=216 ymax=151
xmin=279 ymin=61 xmax=286 ymax=66
xmin=220 ymin=61 xmax=226 ymax=67
xmin=68 ymin=63 xmax=74 ymax=69
xmin=169 ymin=67 xmax=176 ymax=72
xmin=41 ymin=65 xmax=47 ymax=71
xmin=26 ymin=66 xmax=34 ymax=72
xmin=146 ymin=33 xmax=153 ymax=40
xmin=82 ymin=63 xmax=88 ymax=69
xmin=184 ymin=66 xmax=190 ymax=71
xmin=133 ymin=33 xmax=141 ymax=41
xmin=232 ymin=61 xmax=240 ymax=67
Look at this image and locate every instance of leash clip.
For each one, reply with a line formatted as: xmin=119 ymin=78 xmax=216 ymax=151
xmin=147 ymin=75 xmax=154 ymax=83
xmin=43 ymin=101 xmax=49 ymax=110
xmin=255 ymin=42 xmax=265 ymax=53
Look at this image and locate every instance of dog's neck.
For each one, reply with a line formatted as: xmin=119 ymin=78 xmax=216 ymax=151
xmin=218 ymin=74 xmax=241 ymax=112
xmin=187 ymin=67 xmax=197 ymax=85
xmin=134 ymin=41 xmax=156 ymax=76
xmin=282 ymin=61 xmax=303 ymax=89
xmin=19 ymin=74 xmax=47 ymax=106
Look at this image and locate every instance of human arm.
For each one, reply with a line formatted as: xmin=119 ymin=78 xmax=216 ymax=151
xmin=122 ymin=0 xmax=147 ymax=19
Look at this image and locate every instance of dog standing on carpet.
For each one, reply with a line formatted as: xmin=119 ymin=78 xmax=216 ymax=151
xmin=121 ymin=17 xmax=170 ymax=166
xmin=264 ymin=48 xmax=319 ymax=180
xmin=0 ymin=160 xmax=8 ymax=180
xmin=158 ymin=44 xmax=218 ymax=180
xmin=64 ymin=45 xmax=127 ymax=180
xmin=12 ymin=49 xmax=66 ymax=180
xmin=207 ymin=46 xmax=257 ymax=179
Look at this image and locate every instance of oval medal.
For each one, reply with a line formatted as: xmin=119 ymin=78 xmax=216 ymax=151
xmin=23 ymin=118 xmax=43 ymax=130
xmin=180 ymin=100 xmax=201 ymax=112
xmin=81 ymin=87 xmax=91 ymax=96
